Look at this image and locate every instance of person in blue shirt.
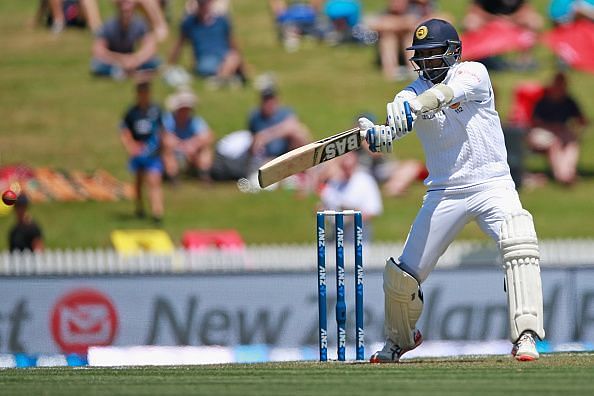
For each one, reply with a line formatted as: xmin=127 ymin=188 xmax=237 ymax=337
xmin=168 ymin=0 xmax=245 ymax=88
xmin=120 ymin=81 xmax=165 ymax=223
xmin=162 ymin=90 xmax=215 ymax=181
xmin=248 ymin=84 xmax=310 ymax=167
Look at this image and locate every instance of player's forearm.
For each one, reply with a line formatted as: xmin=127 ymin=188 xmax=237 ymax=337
xmin=408 ymin=84 xmax=455 ymax=114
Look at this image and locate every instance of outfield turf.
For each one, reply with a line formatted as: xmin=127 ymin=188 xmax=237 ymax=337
xmin=1 ymin=354 xmax=594 ymax=396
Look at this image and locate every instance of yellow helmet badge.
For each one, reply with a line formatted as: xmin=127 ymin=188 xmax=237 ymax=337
xmin=416 ymin=26 xmax=428 ymax=40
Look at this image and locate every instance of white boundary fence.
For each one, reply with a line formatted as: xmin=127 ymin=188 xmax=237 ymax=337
xmin=1 ymin=241 xmax=593 ymax=358
xmin=1 ymin=239 xmax=594 ymax=276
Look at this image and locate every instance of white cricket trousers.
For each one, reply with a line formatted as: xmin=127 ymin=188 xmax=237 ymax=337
xmin=398 ymin=179 xmax=522 ymax=283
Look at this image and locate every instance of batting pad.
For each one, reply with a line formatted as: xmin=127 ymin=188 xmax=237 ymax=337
xmin=383 ymin=259 xmax=424 ymax=349
xmin=499 ymin=210 xmax=545 ymax=342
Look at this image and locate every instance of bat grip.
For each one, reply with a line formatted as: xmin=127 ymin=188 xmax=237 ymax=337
xmin=404 ymin=101 xmax=413 ymax=131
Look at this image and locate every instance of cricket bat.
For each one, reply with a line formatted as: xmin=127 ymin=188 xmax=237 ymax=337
xmin=258 ymin=127 xmax=365 ymax=188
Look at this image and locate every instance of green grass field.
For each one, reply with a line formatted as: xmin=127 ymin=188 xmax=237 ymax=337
xmin=1 ymin=1 xmax=594 ymax=249
xmin=2 ymin=354 xmax=594 ymax=396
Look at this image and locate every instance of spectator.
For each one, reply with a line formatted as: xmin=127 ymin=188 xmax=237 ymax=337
xmin=168 ymin=0 xmax=246 ymax=89
xmin=318 ymin=151 xmax=383 ymax=241
xmin=549 ymin=0 xmax=594 ymax=24
xmin=8 ymin=194 xmax=44 ymax=253
xmin=528 ymin=72 xmax=588 ymax=185
xmin=463 ymin=0 xmax=543 ymax=70
xmin=36 ymin=1 xmax=168 ymax=36
xmin=91 ymin=0 xmax=160 ymax=80
xmin=269 ymin=1 xmax=364 ymax=49
xmin=268 ymin=0 xmax=322 ymax=52
xmin=367 ymin=0 xmax=423 ymax=81
xmin=120 ymin=81 xmax=165 ymax=223
xmin=210 ymin=130 xmax=253 ymax=182
xmin=248 ymin=78 xmax=311 ymax=169
xmin=34 ymin=0 xmax=101 ymax=34
xmin=323 ymin=0 xmax=363 ymax=45
xmin=137 ymin=0 xmax=170 ymax=41
xmin=464 ymin=0 xmax=543 ymax=31
xmin=496 ymin=83 xmax=539 ymax=189
xmin=162 ymin=90 xmax=215 ymax=181
xmin=115 ymin=1 xmax=170 ymax=41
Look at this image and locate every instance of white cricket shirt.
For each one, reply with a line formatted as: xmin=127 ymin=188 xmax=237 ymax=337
xmin=396 ymin=61 xmax=513 ymax=190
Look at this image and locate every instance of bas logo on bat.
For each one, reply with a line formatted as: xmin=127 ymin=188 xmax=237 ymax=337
xmin=318 ymin=132 xmax=361 ymax=162
xmin=257 ymin=127 xmax=362 ymax=188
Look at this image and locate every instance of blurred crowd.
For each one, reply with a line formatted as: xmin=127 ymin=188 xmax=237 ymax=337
xmin=21 ymin=0 xmax=592 ymax=236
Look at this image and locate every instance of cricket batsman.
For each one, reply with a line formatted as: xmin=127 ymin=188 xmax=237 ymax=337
xmin=359 ymin=19 xmax=545 ymax=362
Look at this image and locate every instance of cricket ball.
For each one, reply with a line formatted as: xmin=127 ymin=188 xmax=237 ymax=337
xmin=2 ymin=190 xmax=17 ymax=206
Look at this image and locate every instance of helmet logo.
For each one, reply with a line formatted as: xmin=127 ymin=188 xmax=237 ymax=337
xmin=415 ymin=26 xmax=428 ymax=40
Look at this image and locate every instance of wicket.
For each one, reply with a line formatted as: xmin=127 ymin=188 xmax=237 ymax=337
xmin=316 ymin=210 xmax=364 ymax=362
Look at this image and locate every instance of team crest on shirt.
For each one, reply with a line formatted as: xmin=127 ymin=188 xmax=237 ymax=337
xmin=134 ymin=119 xmax=152 ymax=135
xmin=416 ymin=26 xmax=428 ymax=40
xmin=449 ymin=102 xmax=463 ymax=113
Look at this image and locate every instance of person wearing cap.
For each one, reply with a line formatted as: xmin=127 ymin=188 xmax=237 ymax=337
xmin=120 ymin=81 xmax=166 ymax=223
xmin=359 ymin=19 xmax=545 ymax=362
xmin=8 ymin=194 xmax=44 ymax=253
xmin=162 ymin=90 xmax=215 ymax=181
xmin=168 ymin=0 xmax=245 ymax=88
xmin=247 ymin=85 xmax=310 ymax=168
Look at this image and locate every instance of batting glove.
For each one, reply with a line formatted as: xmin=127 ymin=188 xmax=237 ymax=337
xmin=359 ymin=117 xmax=394 ymax=153
xmin=387 ymin=98 xmax=416 ymax=139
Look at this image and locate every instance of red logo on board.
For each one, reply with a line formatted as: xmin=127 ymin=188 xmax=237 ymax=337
xmin=51 ymin=288 xmax=118 ymax=354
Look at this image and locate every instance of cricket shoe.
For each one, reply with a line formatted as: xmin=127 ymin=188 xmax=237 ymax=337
xmin=511 ymin=331 xmax=539 ymax=361
xmin=370 ymin=329 xmax=423 ymax=363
